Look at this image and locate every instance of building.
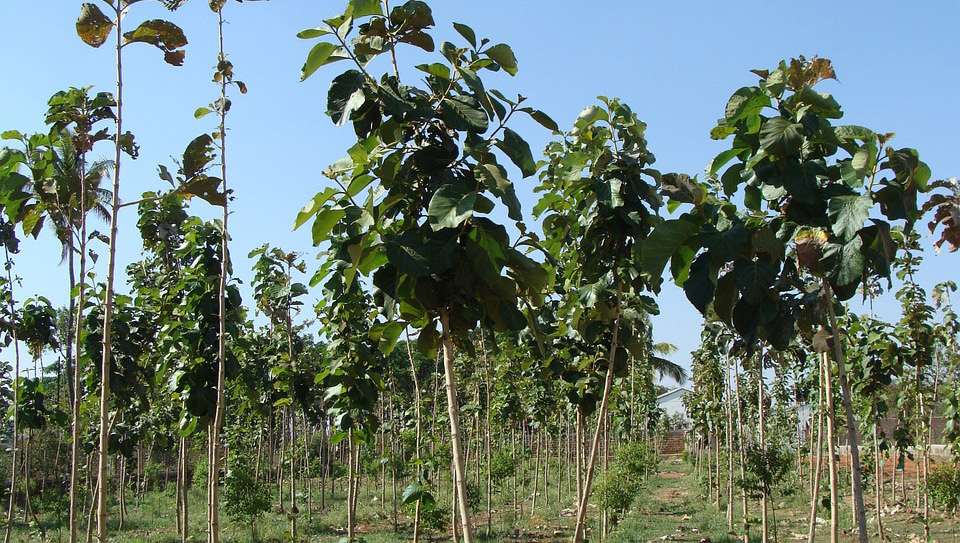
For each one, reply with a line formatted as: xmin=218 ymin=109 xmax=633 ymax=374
xmin=656 ymin=386 xmax=692 ymax=424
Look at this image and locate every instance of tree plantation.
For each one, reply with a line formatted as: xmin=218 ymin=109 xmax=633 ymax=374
xmin=1 ymin=1 xmax=959 ymax=543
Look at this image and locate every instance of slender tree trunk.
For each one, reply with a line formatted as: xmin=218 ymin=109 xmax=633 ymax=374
xmin=808 ymin=353 xmax=826 ymax=543
xmin=3 ymin=249 xmax=23 ymax=543
xmin=822 ymin=335 xmax=839 ymax=543
xmin=207 ymin=9 xmax=230 ymax=543
xmin=733 ymin=356 xmax=750 ymax=543
xmin=439 ymin=307 xmax=475 ymax=543
xmin=822 ymin=282 xmax=868 ymax=543
xmin=347 ymin=434 xmax=356 ymax=542
xmin=95 ymin=8 xmax=125 ymax=541
xmin=725 ymin=352 xmax=734 ymax=531
xmin=873 ymin=421 xmax=885 ymax=541
xmin=480 ymin=332 xmax=493 ymax=539
xmin=404 ymin=330 xmax=423 ymax=543
xmin=758 ymin=361 xmax=768 ymax=543
xmin=572 ymin=281 xmax=623 ymax=543
xmin=68 ymin=212 xmax=86 ymax=543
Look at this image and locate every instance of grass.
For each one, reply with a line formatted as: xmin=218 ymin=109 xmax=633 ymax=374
xmin=8 ymin=457 xmax=960 ymax=542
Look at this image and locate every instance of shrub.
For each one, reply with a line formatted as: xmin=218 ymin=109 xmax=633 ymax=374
xmin=465 ymin=480 xmax=482 ymax=510
xmin=191 ymin=456 xmax=208 ymax=490
xmin=224 ymin=451 xmax=272 ymax=540
xmin=928 ymin=462 xmax=960 ymax=513
xmin=594 ymin=471 xmax=641 ymax=525
xmin=488 ymin=449 xmax=516 ymax=483
xmin=418 ymin=505 xmax=449 ymax=530
xmin=614 ymin=441 xmax=658 ymax=478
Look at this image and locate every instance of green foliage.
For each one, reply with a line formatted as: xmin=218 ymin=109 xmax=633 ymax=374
xmin=613 ymin=441 xmax=659 ymax=478
xmin=223 ymin=449 xmax=272 ymax=537
xmin=927 ymin=462 xmax=960 ymax=512
xmin=737 ymin=444 xmax=793 ymax=500
xmin=487 ymin=449 xmax=516 ymax=483
xmin=192 ymin=455 xmax=209 ymax=489
xmin=595 ymin=470 xmax=640 ymax=522
xmin=417 ymin=505 xmax=449 ymax=531
xmin=297 ymin=0 xmax=549 ymax=352
xmin=650 ymin=56 xmax=930 ymax=350
xmin=464 ymin=480 xmax=482 ymax=510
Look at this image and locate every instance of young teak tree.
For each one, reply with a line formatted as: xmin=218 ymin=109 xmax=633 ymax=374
xmin=297 ymin=2 xmax=552 ymax=541
xmin=75 ymin=3 xmax=187 ymax=540
xmin=646 ymin=57 xmax=930 ymax=543
xmin=535 ymin=98 xmax=664 ymax=542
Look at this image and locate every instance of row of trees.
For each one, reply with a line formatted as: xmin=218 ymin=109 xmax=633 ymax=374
xmin=1 ymin=1 xmax=957 ymax=543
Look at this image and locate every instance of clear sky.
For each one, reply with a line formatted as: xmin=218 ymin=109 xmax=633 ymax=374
xmin=2 ymin=1 xmax=958 ymax=382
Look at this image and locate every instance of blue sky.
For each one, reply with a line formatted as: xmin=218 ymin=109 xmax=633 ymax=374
xmin=2 ymin=1 xmax=958 ymax=381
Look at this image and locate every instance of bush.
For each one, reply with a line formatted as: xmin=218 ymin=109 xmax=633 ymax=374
xmin=145 ymin=460 xmax=164 ymax=490
xmin=737 ymin=445 xmax=792 ymax=499
xmin=488 ymin=449 xmax=516 ymax=483
xmin=192 ymin=456 xmax=208 ymax=489
xmin=224 ymin=452 xmax=272 ymax=540
xmin=595 ymin=471 xmax=640 ymax=525
xmin=928 ymin=462 xmax=960 ymax=513
xmin=614 ymin=441 xmax=658 ymax=478
xmin=465 ymin=480 xmax=482 ymax=510
xmin=418 ymin=505 xmax=449 ymax=530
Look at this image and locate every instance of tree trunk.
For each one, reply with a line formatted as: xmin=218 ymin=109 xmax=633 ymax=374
xmin=404 ymin=331 xmax=423 ymax=543
xmin=68 ymin=186 xmax=86 ymax=543
xmin=3 ymin=249 xmax=24 ymax=543
xmin=439 ymin=307 xmax=475 ymax=543
xmin=733 ymin=356 xmax=750 ymax=543
xmin=823 ymin=282 xmax=868 ymax=543
xmin=758 ymin=361 xmax=768 ymax=543
xmin=725 ymin=352 xmax=734 ymax=531
xmin=347 ymin=434 xmax=356 ymax=542
xmin=873 ymin=420 xmax=885 ymax=541
xmin=572 ymin=281 xmax=623 ymax=543
xmin=808 ymin=353 xmax=826 ymax=543
xmin=96 ymin=7 xmax=125 ymax=541
xmin=208 ymin=9 xmax=231 ymax=543
xmin=822 ymin=334 xmax=839 ymax=543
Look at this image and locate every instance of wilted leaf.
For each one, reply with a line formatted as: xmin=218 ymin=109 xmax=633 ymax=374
xmin=77 ymin=3 xmax=114 ymax=48
xmin=123 ymin=20 xmax=189 ymax=66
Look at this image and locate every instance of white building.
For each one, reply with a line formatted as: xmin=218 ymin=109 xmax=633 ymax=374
xmin=656 ymin=387 xmax=692 ymax=423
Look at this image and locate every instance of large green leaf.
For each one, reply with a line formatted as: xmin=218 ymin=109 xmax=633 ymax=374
xmin=123 ymin=19 xmax=188 ymax=66
xmin=828 ymin=193 xmax=871 ymax=242
xmin=440 ymin=95 xmax=488 ymax=133
xmin=733 ymin=258 xmax=776 ymax=305
xmin=700 ymin=223 xmax=749 ymax=263
xmin=759 ymin=118 xmax=802 ymax=157
xmin=821 ymin=238 xmax=865 ymax=300
xmin=181 ymin=134 xmax=216 ymax=179
xmin=295 ymin=187 xmax=339 ymax=230
xmin=327 ymin=70 xmax=366 ymax=126
xmin=77 ymin=3 xmax=114 ymax=48
xmin=181 ymin=176 xmax=226 ymax=207
xmin=683 ymin=253 xmax=715 ymax=313
xmin=312 ymin=208 xmax=346 ymax=245
xmin=301 ymin=42 xmax=346 ymax=81
xmin=427 ymin=181 xmax=477 ymax=230
xmin=484 ymin=43 xmax=518 ymax=76
xmin=722 ymin=86 xmax=769 ymax=124
xmin=349 ymin=0 xmax=383 ymax=17
xmin=494 ymin=127 xmax=535 ymax=177
xmin=475 ymin=162 xmax=522 ymax=221
xmin=641 ymin=216 xmax=701 ymax=284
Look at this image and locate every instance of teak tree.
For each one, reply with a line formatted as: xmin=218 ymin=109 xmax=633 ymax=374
xmin=535 ymin=98 xmax=664 ymax=542
xmin=75 ymin=2 xmax=187 ymax=540
xmin=646 ymin=57 xmax=930 ymax=543
xmin=296 ymin=1 xmax=551 ymax=540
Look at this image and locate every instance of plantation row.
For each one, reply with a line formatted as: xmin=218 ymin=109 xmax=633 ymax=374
xmin=1 ymin=0 xmax=958 ymax=542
